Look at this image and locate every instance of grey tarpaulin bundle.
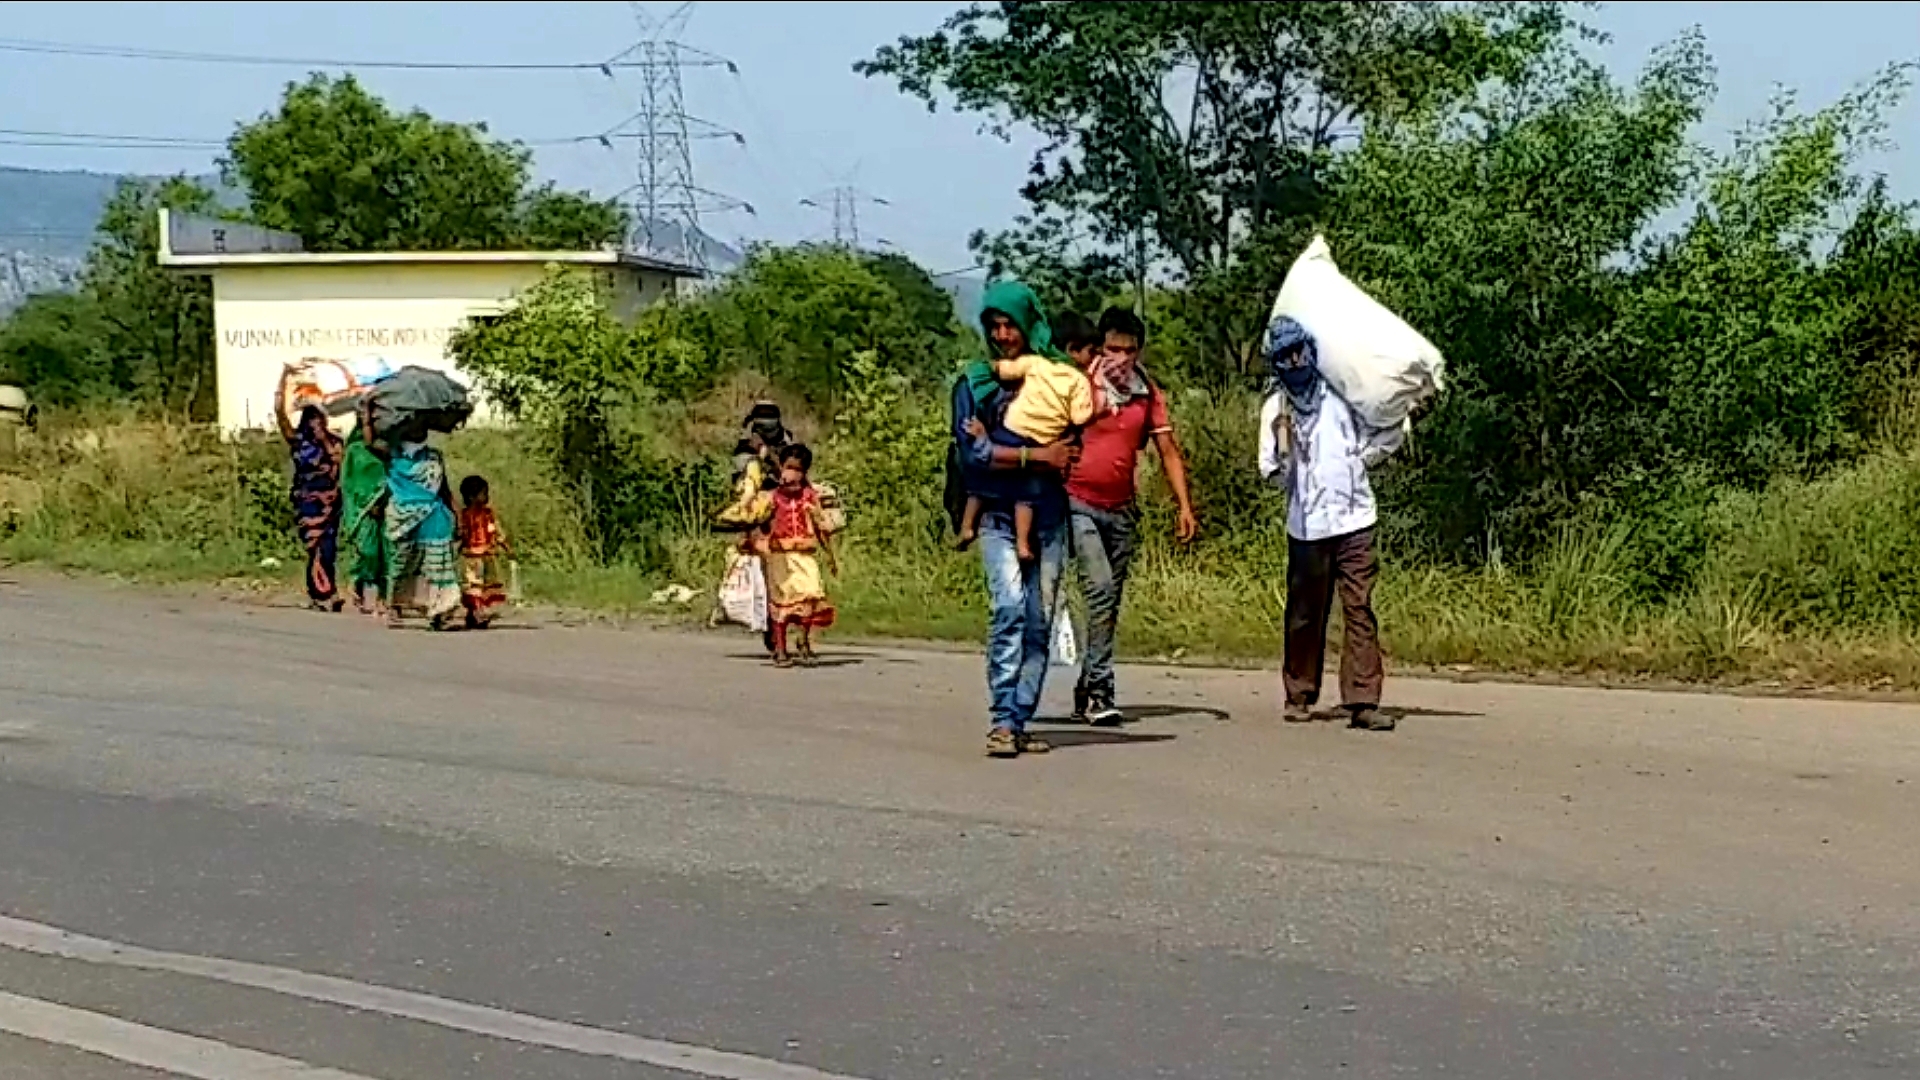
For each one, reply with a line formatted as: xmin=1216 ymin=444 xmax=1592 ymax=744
xmin=367 ymin=367 xmax=473 ymax=441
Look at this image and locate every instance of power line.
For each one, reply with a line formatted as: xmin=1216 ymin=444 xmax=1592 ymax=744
xmin=0 ymin=137 xmax=219 ymax=150
xmin=0 ymin=127 xmax=224 ymax=151
xmin=0 ymin=125 xmax=671 ymax=151
xmin=0 ymin=34 xmax=654 ymax=73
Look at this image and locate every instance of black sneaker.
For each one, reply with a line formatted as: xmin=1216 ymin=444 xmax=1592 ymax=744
xmin=1070 ymin=686 xmax=1090 ymax=724
xmin=1086 ymin=695 xmax=1124 ymax=727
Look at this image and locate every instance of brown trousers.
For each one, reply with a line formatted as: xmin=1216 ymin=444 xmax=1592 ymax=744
xmin=1283 ymin=527 xmax=1384 ymax=709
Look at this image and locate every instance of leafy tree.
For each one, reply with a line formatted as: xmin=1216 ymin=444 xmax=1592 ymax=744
xmin=859 ymin=0 xmax=1575 ymax=375
xmin=450 ymin=269 xmax=709 ymax=563
xmin=969 ymin=212 xmax=1127 ymax=319
xmin=520 ymin=184 xmax=632 ymax=250
xmin=709 ymin=245 xmax=949 ymax=399
xmin=0 ymin=293 xmax=110 ymax=408
xmin=859 ymin=250 xmax=959 ymax=338
xmin=1328 ymin=35 xmax=1712 ymax=555
xmin=225 ymin=74 xmax=624 ymax=253
xmin=83 ymin=177 xmax=223 ymax=417
xmin=1829 ymin=178 xmax=1920 ymax=434
xmin=1621 ymin=68 xmax=1913 ymax=487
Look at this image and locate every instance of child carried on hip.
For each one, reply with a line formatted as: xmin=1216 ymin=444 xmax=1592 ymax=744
xmin=957 ymin=311 xmax=1100 ymax=561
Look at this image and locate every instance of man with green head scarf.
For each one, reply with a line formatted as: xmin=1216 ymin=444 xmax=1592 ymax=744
xmin=946 ymin=280 xmax=1078 ymax=758
xmin=959 ymin=280 xmax=1066 ymax=411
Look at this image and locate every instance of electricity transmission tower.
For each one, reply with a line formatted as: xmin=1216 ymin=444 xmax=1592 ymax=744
xmin=800 ymin=184 xmax=890 ymax=249
xmin=599 ymin=2 xmax=751 ymax=271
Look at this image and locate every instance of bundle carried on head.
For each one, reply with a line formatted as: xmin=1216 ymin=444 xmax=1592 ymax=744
xmin=366 ymin=366 xmax=473 ymax=442
xmin=1267 ymin=235 xmax=1444 ymax=432
xmin=277 ymin=357 xmax=397 ymax=432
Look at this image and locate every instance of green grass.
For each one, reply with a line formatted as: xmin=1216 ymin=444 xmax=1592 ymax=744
xmin=12 ymin=417 xmax=1920 ymax=692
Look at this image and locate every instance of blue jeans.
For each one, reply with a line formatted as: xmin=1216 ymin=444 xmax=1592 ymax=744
xmin=979 ymin=508 xmax=1067 ymax=733
xmin=1070 ymin=501 xmax=1136 ymax=703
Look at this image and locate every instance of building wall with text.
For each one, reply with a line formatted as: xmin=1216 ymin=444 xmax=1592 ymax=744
xmin=209 ymin=261 xmax=676 ymax=434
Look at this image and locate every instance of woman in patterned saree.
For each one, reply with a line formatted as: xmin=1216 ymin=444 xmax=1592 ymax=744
xmin=383 ymin=436 xmax=462 ymax=629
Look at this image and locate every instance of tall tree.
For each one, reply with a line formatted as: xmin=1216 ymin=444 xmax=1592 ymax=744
xmin=1337 ymin=37 xmax=1713 ymax=558
xmin=83 ymin=177 xmax=222 ymax=417
xmin=225 ymin=74 xmax=625 ymax=253
xmin=859 ymin=0 xmax=1576 ymax=376
xmin=711 ymin=245 xmax=949 ymax=400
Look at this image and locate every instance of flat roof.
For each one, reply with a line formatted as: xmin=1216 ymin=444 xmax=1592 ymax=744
xmin=158 ymin=247 xmax=705 ymax=277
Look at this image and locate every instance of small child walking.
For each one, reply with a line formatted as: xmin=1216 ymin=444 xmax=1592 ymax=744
xmin=757 ymin=444 xmax=838 ymax=667
xmin=457 ymin=474 xmax=512 ymax=629
xmin=955 ymin=311 xmax=1099 ymax=560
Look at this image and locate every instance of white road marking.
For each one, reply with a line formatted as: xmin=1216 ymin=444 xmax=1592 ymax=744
xmin=0 ymin=914 xmax=874 ymax=1080
xmin=0 ymin=989 xmax=383 ymax=1079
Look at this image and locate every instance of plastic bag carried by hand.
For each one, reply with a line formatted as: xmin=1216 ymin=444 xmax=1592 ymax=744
xmin=1270 ymin=236 xmax=1444 ymax=431
xmin=1049 ymin=599 xmax=1079 ymax=669
xmin=718 ymin=551 xmax=768 ymax=633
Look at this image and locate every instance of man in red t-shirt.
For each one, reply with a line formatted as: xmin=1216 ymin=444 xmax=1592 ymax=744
xmin=1067 ymin=307 xmax=1199 ymax=725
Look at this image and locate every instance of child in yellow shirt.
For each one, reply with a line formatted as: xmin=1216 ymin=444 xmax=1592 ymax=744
xmin=957 ymin=313 xmax=1099 ymax=561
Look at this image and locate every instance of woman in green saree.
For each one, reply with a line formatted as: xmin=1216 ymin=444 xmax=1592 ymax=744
xmin=339 ymin=405 xmax=390 ymax=616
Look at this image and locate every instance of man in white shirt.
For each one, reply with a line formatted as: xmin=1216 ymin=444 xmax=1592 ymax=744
xmin=1258 ymin=316 xmax=1393 ymax=732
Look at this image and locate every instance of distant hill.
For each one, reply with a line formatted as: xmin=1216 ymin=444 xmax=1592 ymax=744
xmin=0 ymin=166 xmax=128 ymax=258
xmin=0 ymin=166 xmax=239 ymax=314
xmin=0 ymin=167 xmax=120 ymax=311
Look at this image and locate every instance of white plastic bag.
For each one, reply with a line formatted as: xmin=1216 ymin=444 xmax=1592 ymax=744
xmin=1270 ymin=235 xmax=1444 ymax=431
xmin=718 ymin=552 xmax=768 ymax=632
xmin=1049 ymin=598 xmax=1079 ymax=669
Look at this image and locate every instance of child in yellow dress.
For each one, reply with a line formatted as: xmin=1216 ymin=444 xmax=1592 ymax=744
xmin=756 ymin=444 xmax=839 ymax=667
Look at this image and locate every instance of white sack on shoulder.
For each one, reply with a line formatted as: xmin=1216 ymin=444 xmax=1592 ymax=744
xmin=1270 ymin=235 xmax=1444 ymax=431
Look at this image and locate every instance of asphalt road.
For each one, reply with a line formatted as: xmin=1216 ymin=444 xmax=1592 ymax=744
xmin=0 ymin=575 xmax=1917 ymax=1078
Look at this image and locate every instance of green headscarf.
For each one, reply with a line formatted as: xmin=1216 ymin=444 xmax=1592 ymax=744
xmin=960 ymin=279 xmax=1067 ymax=408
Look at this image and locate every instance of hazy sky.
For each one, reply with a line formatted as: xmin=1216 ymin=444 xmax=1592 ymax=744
xmin=2 ymin=1 xmax=1916 ymax=269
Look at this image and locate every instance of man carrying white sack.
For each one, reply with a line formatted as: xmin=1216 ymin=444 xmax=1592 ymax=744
xmin=1260 ymin=234 xmax=1443 ymax=733
xmin=1259 ymin=315 xmax=1397 ymax=732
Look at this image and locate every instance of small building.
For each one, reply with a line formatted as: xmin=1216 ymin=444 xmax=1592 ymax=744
xmin=156 ymin=210 xmax=703 ymax=435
